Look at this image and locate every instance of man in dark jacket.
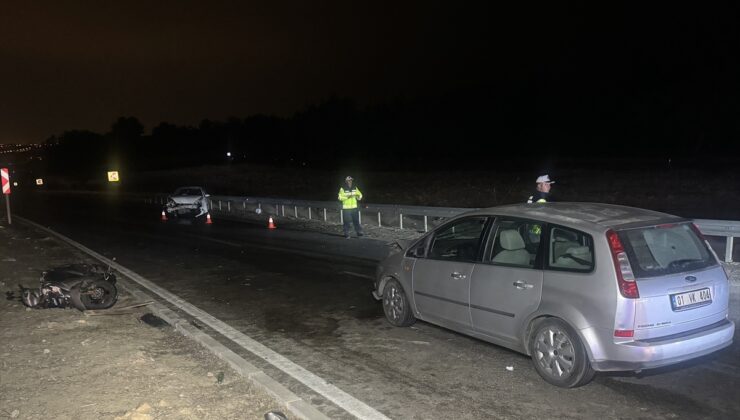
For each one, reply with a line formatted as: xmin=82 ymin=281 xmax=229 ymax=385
xmin=527 ymin=174 xmax=554 ymax=204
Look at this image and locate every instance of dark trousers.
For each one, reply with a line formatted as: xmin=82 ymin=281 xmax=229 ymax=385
xmin=342 ymin=208 xmax=363 ymax=236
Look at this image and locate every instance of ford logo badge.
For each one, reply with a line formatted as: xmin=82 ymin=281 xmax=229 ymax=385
xmin=685 ymin=275 xmax=697 ymax=283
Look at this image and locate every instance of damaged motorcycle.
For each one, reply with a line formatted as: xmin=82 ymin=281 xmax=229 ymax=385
xmin=21 ymin=263 xmax=118 ymax=311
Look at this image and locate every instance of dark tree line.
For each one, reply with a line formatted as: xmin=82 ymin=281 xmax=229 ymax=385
xmin=34 ymin=83 xmax=740 ymax=184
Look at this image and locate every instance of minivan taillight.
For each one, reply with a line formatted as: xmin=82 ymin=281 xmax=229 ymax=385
xmin=606 ymin=229 xmax=639 ymax=299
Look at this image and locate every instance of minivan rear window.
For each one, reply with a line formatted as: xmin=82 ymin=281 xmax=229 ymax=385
xmin=618 ymin=223 xmax=715 ymax=278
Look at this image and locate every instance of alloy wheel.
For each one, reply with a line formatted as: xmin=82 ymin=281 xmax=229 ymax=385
xmin=533 ymin=325 xmax=576 ymax=379
xmin=384 ymin=283 xmax=405 ymax=322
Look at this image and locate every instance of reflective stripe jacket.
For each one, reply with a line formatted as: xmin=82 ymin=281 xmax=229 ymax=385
xmin=338 ymin=186 xmax=363 ymax=209
xmin=527 ymin=191 xmax=549 ymax=204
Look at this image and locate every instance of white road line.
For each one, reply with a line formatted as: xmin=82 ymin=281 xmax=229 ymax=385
xmin=18 ymin=216 xmax=390 ymax=420
xmin=339 ymin=271 xmax=375 ymax=280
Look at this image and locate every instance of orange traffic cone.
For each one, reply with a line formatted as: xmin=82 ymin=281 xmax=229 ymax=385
xmin=205 ymin=213 xmax=213 ymax=224
xmin=268 ymin=216 xmax=276 ymax=229
xmin=161 ymin=210 xmax=168 ymax=221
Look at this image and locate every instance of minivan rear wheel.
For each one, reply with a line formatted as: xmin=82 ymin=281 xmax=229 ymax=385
xmin=530 ymin=318 xmax=595 ymax=388
xmin=382 ymin=279 xmax=416 ymax=327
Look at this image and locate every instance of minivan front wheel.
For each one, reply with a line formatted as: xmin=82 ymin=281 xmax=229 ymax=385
xmin=530 ymin=318 xmax=595 ymax=388
xmin=382 ymin=279 xmax=416 ymax=327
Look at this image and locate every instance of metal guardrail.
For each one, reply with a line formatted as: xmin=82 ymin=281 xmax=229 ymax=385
xmin=151 ymin=194 xmax=470 ymax=232
xmin=148 ymin=194 xmax=739 ymax=263
xmin=694 ymin=219 xmax=740 ymax=263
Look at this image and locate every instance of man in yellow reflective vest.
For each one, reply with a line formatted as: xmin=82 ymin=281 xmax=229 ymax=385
xmin=338 ymin=176 xmax=364 ymax=239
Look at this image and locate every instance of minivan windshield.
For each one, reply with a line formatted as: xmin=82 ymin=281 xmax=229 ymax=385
xmin=618 ymin=223 xmax=715 ymax=278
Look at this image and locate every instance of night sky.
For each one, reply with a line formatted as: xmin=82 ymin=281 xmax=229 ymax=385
xmin=2 ymin=2 xmax=739 ymax=149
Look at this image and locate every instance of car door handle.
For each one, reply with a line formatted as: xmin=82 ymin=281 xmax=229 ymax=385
xmin=451 ymin=272 xmax=467 ymax=280
xmin=513 ymin=280 xmax=534 ymax=290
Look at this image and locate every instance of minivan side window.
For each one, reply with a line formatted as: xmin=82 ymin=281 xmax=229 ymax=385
xmin=488 ymin=218 xmax=542 ymax=268
xmin=547 ymin=226 xmax=594 ymax=272
xmin=427 ymin=217 xmax=488 ymax=262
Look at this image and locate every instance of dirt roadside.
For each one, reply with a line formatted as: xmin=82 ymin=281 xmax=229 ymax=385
xmin=0 ymin=223 xmax=284 ymax=420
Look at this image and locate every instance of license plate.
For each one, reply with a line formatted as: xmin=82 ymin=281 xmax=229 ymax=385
xmin=671 ymin=288 xmax=712 ymax=311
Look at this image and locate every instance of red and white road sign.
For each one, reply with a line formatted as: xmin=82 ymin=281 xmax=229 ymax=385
xmin=1 ymin=168 xmax=9 ymax=195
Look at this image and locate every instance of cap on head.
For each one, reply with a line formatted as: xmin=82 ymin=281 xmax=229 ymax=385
xmin=536 ymin=174 xmax=554 ymax=184
xmin=345 ymin=176 xmax=353 ymax=182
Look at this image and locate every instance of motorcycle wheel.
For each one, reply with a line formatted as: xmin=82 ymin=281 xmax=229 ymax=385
xmin=70 ymin=280 xmax=118 ymax=310
xmin=21 ymin=289 xmax=41 ymax=308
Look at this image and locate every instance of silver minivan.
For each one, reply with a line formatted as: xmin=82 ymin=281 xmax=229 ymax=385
xmin=373 ymin=203 xmax=735 ymax=387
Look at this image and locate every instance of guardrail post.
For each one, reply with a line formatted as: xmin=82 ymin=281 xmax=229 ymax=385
xmin=378 ymin=211 xmax=382 ymax=227
xmin=340 ymin=209 xmax=344 ymax=225
xmin=227 ymin=201 xmax=231 ymax=212
xmin=400 ymin=213 xmax=403 ymax=230
xmin=243 ymin=201 xmax=246 ymax=211
xmin=218 ymin=200 xmax=222 ymax=211
xmin=358 ymin=211 xmax=362 ymax=225
xmin=726 ymin=237 xmax=734 ymax=263
xmin=323 ymin=208 xmax=327 ymax=222
xmin=424 ymin=215 xmax=428 ymax=232
xmin=281 ymin=205 xmax=285 ymax=217
xmin=294 ymin=205 xmax=298 ymax=218
xmin=308 ymin=207 xmax=312 ymax=220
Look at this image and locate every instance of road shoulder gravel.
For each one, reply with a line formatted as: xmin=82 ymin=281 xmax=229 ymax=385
xmin=0 ymin=223 xmax=288 ymax=420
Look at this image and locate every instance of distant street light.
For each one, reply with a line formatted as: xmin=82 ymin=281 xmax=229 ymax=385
xmin=107 ymin=171 xmax=120 ymax=182
xmin=226 ymin=152 xmax=232 ymax=157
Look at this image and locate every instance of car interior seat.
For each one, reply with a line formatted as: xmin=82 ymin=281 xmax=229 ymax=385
xmin=554 ymin=246 xmax=593 ymax=269
xmin=552 ymin=239 xmax=580 ymax=263
xmin=492 ymin=229 xmax=531 ymax=266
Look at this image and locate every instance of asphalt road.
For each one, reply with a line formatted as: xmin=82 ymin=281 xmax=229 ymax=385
xmin=11 ymin=192 xmax=740 ymax=419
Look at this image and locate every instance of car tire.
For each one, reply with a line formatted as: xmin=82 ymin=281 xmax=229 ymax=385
xmin=530 ymin=318 xmax=595 ymax=388
xmin=382 ymin=279 xmax=416 ymax=327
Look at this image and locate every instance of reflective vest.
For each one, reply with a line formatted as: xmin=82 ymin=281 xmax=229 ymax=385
xmin=527 ymin=191 xmax=548 ymax=204
xmin=338 ymin=186 xmax=362 ymax=209
xmin=527 ymin=196 xmax=547 ymax=204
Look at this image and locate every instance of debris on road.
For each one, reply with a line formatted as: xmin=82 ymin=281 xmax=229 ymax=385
xmin=20 ymin=263 xmax=118 ymax=311
xmin=1 ymin=223 xmax=286 ymax=419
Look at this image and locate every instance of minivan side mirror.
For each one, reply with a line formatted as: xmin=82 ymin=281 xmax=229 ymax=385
xmin=412 ymin=247 xmax=426 ymax=258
